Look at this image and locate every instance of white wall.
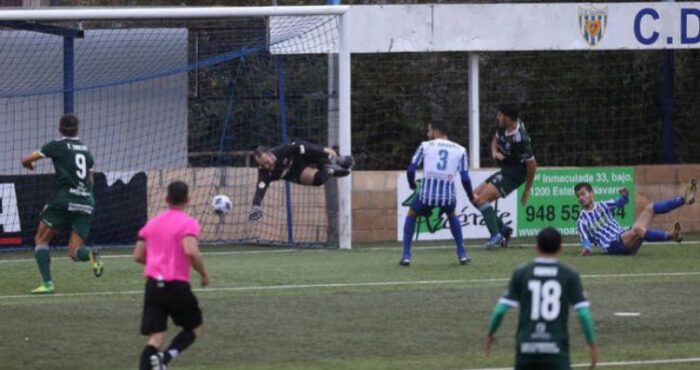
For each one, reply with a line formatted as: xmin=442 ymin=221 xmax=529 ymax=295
xmin=351 ymin=3 xmax=699 ymax=52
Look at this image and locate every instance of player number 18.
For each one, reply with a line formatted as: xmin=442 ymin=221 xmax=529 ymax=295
xmin=528 ymin=279 xmax=562 ymax=321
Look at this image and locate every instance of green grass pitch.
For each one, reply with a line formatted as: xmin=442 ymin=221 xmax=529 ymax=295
xmin=1 ymin=237 xmax=699 ymax=370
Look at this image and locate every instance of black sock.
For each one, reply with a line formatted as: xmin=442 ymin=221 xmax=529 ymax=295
xmin=313 ymin=170 xmax=329 ymax=186
xmin=163 ymin=329 xmax=196 ymax=364
xmin=139 ymin=345 xmax=159 ymax=370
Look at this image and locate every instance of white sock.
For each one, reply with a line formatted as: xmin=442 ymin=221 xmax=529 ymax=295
xmin=168 ymin=349 xmax=179 ymax=360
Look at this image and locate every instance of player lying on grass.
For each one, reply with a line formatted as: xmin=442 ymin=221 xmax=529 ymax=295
xmin=575 ymin=179 xmax=696 ymax=256
xmin=249 ymin=140 xmax=354 ymax=221
xmin=399 ymin=120 xmax=474 ymax=266
xmin=20 ymin=113 xmax=103 ymax=294
xmin=486 ymin=227 xmax=598 ymax=370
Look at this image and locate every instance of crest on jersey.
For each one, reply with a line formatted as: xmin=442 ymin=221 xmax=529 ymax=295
xmin=578 ymin=6 xmax=608 ymax=47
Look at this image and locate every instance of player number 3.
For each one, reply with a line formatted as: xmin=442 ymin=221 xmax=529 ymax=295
xmin=437 ymin=149 xmax=448 ymax=170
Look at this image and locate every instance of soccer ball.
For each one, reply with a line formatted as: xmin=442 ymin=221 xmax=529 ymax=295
xmin=212 ymin=195 xmax=232 ymax=215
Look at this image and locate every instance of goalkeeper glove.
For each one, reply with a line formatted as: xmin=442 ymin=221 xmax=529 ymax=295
xmin=249 ymin=205 xmax=263 ymax=221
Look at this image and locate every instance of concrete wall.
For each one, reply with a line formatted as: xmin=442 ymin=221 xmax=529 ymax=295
xmin=142 ymin=166 xmax=699 ymax=244
xmin=352 ymin=171 xmax=399 ymax=242
xmin=352 ymin=165 xmax=700 ymax=242
xmin=635 ymin=165 xmax=700 ymax=234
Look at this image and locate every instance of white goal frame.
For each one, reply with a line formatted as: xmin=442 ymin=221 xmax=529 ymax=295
xmin=0 ymin=6 xmax=353 ymax=249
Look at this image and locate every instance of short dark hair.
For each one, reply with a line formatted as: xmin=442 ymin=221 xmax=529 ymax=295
xmin=497 ymin=104 xmax=519 ymax=121
xmin=574 ymin=182 xmax=594 ymax=193
xmin=429 ymin=120 xmax=449 ymax=135
xmin=254 ymin=145 xmax=270 ymax=158
xmin=59 ymin=114 xmax=79 ymax=137
xmin=167 ymin=181 xmax=189 ymax=206
xmin=537 ymin=227 xmax=562 ymax=254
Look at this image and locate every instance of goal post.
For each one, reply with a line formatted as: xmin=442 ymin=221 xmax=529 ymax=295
xmin=0 ymin=6 xmax=353 ymax=250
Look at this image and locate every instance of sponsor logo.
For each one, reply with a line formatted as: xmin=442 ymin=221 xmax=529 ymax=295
xmin=401 ymin=179 xmax=511 ymax=237
xmin=531 ymin=322 xmax=552 ymax=340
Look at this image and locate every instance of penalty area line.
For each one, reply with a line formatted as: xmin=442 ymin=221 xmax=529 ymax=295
xmin=0 ymin=248 xmax=297 ymax=263
xmin=1 ymin=271 xmax=699 ymax=300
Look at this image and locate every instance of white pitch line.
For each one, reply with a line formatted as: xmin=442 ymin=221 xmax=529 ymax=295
xmin=0 ymin=248 xmax=297 ymax=263
xmin=464 ymin=356 xmax=700 ymax=370
xmin=1 ymin=271 xmax=699 ymax=300
xmin=377 ymin=240 xmax=693 ymax=251
xmin=614 ymin=312 xmax=641 ymax=317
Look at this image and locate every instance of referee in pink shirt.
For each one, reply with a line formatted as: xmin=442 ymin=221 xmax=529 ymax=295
xmin=133 ymin=181 xmax=210 ymax=370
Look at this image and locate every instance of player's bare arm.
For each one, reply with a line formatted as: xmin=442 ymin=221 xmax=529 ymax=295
xmin=133 ymin=240 xmax=146 ymax=265
xmin=589 ymin=344 xmax=599 ymax=369
xmin=20 ymin=151 xmax=44 ymax=170
xmin=183 ymin=236 xmax=209 ymax=287
xmin=484 ymin=333 xmax=496 ymax=357
xmin=324 ymin=147 xmax=338 ymax=159
xmin=490 ymin=134 xmax=505 ymax=161
xmin=521 ymin=157 xmax=537 ymax=205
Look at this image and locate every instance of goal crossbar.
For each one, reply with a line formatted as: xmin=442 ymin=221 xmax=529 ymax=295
xmin=0 ymin=6 xmax=350 ymax=21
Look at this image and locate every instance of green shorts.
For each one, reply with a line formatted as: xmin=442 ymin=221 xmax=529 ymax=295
xmin=515 ymin=362 xmax=570 ymax=370
xmin=515 ymin=356 xmax=571 ymax=370
xmin=486 ymin=168 xmax=526 ymax=197
xmin=40 ymin=195 xmax=94 ymax=241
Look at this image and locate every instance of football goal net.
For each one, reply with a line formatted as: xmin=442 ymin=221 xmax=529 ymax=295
xmin=0 ymin=6 xmax=352 ymax=250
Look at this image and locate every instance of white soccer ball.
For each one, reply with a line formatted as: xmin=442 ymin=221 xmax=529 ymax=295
xmin=212 ymin=195 xmax=232 ymax=215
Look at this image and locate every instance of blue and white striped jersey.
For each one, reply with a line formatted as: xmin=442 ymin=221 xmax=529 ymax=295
xmin=410 ymin=139 xmax=468 ymax=206
xmin=576 ymin=199 xmax=626 ymax=250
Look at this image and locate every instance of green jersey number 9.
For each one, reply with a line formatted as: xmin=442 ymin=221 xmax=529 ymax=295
xmin=75 ymin=153 xmax=87 ymax=179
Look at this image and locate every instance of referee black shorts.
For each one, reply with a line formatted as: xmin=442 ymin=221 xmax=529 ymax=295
xmin=140 ymin=278 xmax=203 ymax=335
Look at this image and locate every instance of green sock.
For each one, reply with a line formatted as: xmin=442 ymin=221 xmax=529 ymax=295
xmin=496 ymin=217 xmax=505 ymax=234
xmin=480 ymin=205 xmax=501 ymax=237
xmin=35 ymin=248 xmax=52 ymax=283
xmin=75 ymin=247 xmax=91 ymax=262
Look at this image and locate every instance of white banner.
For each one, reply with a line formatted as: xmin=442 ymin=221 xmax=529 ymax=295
xmin=0 ymin=183 xmax=21 ymax=233
xmin=396 ymin=170 xmax=518 ymax=241
xmin=351 ymin=3 xmax=700 ymax=52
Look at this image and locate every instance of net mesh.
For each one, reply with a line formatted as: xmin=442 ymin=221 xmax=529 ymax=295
xmin=0 ymin=15 xmax=341 ymax=249
xmin=352 ymin=50 xmax=700 ymax=170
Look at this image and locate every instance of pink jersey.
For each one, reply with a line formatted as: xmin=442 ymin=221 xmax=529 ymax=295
xmin=138 ymin=208 xmax=200 ymax=283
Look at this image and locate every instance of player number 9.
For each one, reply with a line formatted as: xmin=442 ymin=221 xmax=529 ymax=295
xmin=75 ymin=153 xmax=87 ymax=179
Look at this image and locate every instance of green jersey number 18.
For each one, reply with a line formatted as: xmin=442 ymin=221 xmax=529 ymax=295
xmin=528 ymin=279 xmax=562 ymax=321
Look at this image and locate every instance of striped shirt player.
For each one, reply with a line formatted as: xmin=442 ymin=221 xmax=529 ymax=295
xmin=400 ymin=120 xmax=474 ymax=266
xmin=577 ymin=197 xmax=626 ymax=252
xmin=575 ymin=181 xmax=694 ymax=256
xmin=410 ymin=139 xmax=468 ymax=207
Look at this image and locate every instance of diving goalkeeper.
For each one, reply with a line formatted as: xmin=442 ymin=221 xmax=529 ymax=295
xmin=249 ymin=140 xmax=354 ymax=221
